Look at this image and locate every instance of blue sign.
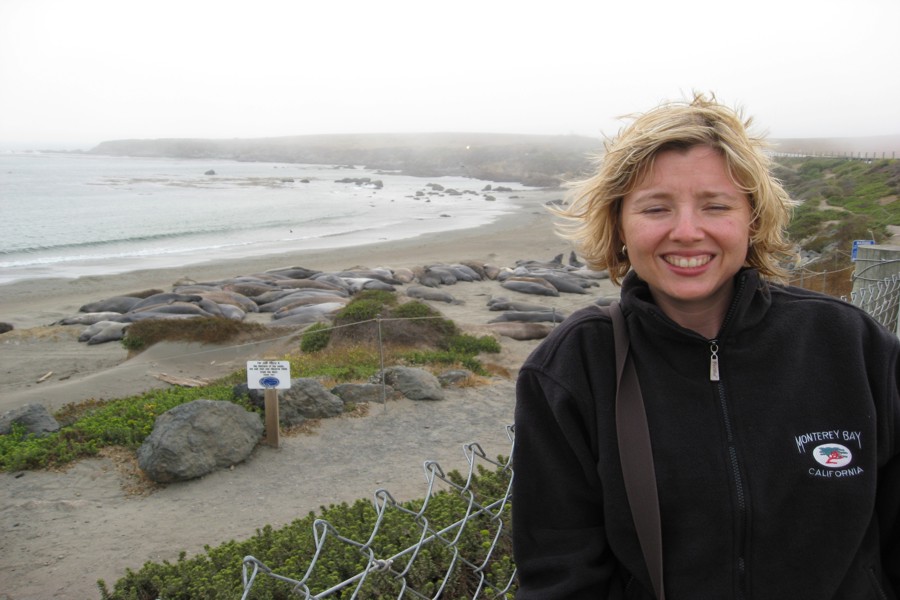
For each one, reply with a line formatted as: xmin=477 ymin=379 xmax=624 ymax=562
xmin=851 ymin=239 xmax=876 ymax=261
xmin=259 ymin=376 xmax=281 ymax=388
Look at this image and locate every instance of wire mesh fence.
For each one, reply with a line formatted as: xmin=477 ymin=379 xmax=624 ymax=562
xmin=848 ymin=274 xmax=900 ymax=334
xmin=787 ymin=255 xmax=900 ymax=334
xmin=240 ymin=427 xmax=516 ymax=599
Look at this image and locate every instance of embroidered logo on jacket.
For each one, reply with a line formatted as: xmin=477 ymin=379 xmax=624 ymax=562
xmin=795 ymin=430 xmax=864 ymax=478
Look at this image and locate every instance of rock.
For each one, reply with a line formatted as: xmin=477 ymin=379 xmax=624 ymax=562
xmin=278 ymin=378 xmax=344 ymax=426
xmin=137 ymin=399 xmax=262 ymax=483
xmin=205 ymin=169 xmax=216 ymax=175
xmin=438 ymin=369 xmax=473 ymax=387
xmin=0 ymin=404 xmax=60 ymax=437
xmin=331 ymin=382 xmax=397 ymax=405
xmin=0 ymin=322 xmax=13 ymax=334
xmin=382 ymin=367 xmax=445 ymax=401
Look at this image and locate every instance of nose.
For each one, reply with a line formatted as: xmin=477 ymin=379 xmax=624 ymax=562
xmin=669 ymin=208 xmax=704 ymax=242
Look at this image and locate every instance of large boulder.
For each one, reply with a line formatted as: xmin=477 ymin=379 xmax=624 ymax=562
xmin=278 ymin=378 xmax=345 ymax=426
xmin=0 ymin=404 xmax=60 ymax=437
xmin=137 ymin=399 xmax=263 ymax=483
xmin=331 ymin=382 xmax=398 ymax=405
xmin=382 ymin=367 xmax=445 ymax=401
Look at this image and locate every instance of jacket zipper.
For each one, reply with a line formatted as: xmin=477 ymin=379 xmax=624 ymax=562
xmin=709 ymin=274 xmax=749 ymax=598
xmin=716 ymin=378 xmax=748 ymax=599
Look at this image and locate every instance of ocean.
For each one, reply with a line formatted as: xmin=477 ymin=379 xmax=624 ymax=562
xmin=0 ymin=152 xmax=521 ymax=285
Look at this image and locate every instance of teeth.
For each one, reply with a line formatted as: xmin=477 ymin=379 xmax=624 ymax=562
xmin=665 ymin=255 xmax=711 ymax=268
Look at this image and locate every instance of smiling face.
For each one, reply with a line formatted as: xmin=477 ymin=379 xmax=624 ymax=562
xmin=620 ymin=145 xmax=753 ymax=335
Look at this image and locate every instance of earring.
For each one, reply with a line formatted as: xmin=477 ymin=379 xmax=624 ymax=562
xmin=621 ymin=244 xmax=628 ymax=256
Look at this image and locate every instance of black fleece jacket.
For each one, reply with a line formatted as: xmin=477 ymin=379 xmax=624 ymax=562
xmin=513 ymin=269 xmax=900 ymax=599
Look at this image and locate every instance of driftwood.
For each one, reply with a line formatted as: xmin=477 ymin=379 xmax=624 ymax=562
xmin=152 ymin=372 xmax=214 ymax=388
xmin=36 ymin=371 xmax=53 ymax=383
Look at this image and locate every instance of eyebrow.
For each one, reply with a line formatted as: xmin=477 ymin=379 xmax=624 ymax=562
xmin=629 ymin=189 xmax=743 ymax=203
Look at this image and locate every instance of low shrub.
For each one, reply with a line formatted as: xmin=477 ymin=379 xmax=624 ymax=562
xmin=122 ymin=317 xmax=268 ymax=352
xmin=98 ymin=463 xmax=516 ymax=599
xmin=299 ymin=322 xmax=331 ymax=353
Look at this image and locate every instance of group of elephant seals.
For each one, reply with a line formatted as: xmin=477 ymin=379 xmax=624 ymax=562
xmin=54 ymin=253 xmax=614 ymax=345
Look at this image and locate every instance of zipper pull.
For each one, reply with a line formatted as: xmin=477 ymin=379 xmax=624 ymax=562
xmin=709 ymin=340 xmax=720 ymax=381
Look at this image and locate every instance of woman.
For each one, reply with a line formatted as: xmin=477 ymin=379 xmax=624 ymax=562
xmin=512 ymin=94 xmax=900 ymax=599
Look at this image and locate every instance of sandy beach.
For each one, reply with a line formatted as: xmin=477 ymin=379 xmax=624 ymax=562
xmin=0 ymin=188 xmax=621 ymax=600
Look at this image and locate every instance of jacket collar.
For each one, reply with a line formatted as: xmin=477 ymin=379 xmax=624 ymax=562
xmin=620 ymin=268 xmax=772 ymax=341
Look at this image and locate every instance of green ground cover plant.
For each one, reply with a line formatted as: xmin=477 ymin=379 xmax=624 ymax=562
xmin=0 ymin=384 xmax=240 ymax=472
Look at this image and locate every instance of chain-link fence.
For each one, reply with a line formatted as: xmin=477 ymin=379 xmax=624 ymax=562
xmin=848 ymin=274 xmax=900 ymax=334
xmin=240 ymin=428 xmax=516 ymax=599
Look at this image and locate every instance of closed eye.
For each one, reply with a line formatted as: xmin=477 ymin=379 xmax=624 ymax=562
xmin=640 ymin=205 xmax=670 ymax=215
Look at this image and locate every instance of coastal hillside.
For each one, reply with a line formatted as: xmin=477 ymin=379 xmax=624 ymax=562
xmin=90 ymin=132 xmax=602 ymax=187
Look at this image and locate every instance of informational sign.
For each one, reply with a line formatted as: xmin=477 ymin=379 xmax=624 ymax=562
xmin=851 ymin=239 xmax=876 ymax=261
xmin=246 ymin=360 xmax=291 ymax=390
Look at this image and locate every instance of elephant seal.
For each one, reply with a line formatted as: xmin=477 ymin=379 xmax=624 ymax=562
xmin=264 ymin=266 xmax=321 ymax=280
xmin=486 ymin=322 xmax=554 ymax=340
xmin=196 ymin=291 xmax=259 ymax=312
xmin=259 ymin=290 xmax=348 ymax=313
xmin=129 ymin=302 xmax=216 ymax=317
xmin=514 ymin=254 xmax=565 ymax=270
xmin=336 ymin=269 xmax=402 ymax=285
xmin=568 ymin=251 xmax=585 ymax=268
xmin=272 ymin=295 xmax=348 ymax=316
xmin=269 ymin=279 xmax=347 ymax=292
xmin=405 ymin=285 xmax=461 ymax=304
xmin=390 ymin=267 xmax=416 ymax=284
xmin=412 ymin=266 xmax=443 ymax=288
xmin=217 ymin=303 xmax=247 ymax=320
xmin=83 ymin=321 xmax=131 ymax=345
xmin=487 ymin=297 xmax=553 ymax=312
xmin=223 ymin=282 xmax=279 ymax=298
xmin=56 ymin=312 xmax=124 ymax=326
xmin=342 ymin=277 xmax=396 ymax=293
xmin=488 ymin=310 xmax=565 ymax=324
xmin=78 ymin=320 xmax=122 ymax=342
xmin=130 ymin=293 xmax=203 ymax=311
xmin=271 ymin=302 xmax=344 ymax=323
xmin=501 ymin=278 xmax=559 ymax=297
xmin=79 ymin=296 xmax=143 ymax=314
xmin=535 ymin=273 xmax=590 ymax=295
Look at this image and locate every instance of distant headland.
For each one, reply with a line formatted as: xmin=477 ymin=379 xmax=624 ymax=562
xmin=89 ymin=132 xmax=900 ymax=187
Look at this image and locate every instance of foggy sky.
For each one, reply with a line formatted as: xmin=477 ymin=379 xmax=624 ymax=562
xmin=1 ymin=0 xmax=898 ymax=149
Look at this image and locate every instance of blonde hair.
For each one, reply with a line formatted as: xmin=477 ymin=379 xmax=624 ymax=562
xmin=556 ymin=93 xmax=795 ymax=285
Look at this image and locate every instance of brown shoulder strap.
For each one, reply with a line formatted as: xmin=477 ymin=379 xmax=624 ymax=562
xmin=607 ymin=301 xmax=665 ymax=600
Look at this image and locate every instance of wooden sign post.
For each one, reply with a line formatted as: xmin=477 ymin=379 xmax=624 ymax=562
xmin=247 ymin=360 xmax=291 ymax=449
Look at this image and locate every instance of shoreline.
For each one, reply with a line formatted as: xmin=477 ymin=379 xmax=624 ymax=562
xmin=0 ymin=188 xmax=566 ymax=331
